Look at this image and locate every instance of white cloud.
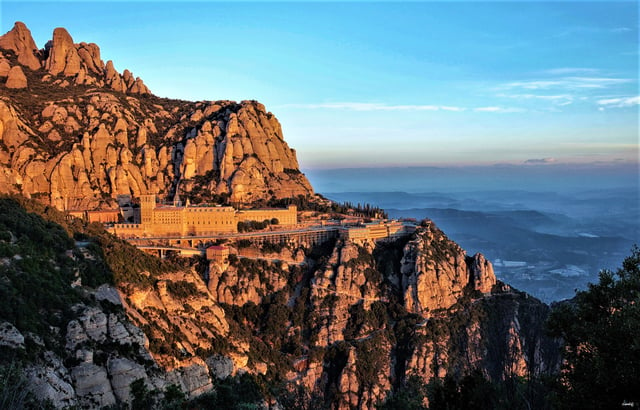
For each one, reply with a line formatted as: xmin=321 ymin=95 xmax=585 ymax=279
xmin=474 ymin=106 xmax=524 ymax=113
xmin=524 ymin=158 xmax=556 ymax=164
xmin=596 ymin=96 xmax=640 ymax=108
xmin=553 ymin=26 xmax=634 ymax=38
xmin=285 ymin=103 xmax=526 ymax=114
xmin=503 ymin=77 xmax=632 ymax=90
xmin=498 ymin=93 xmax=572 ymax=100
xmin=474 ymin=106 xmax=501 ymax=112
xmin=504 ymin=80 xmax=561 ymax=90
xmin=280 ymin=102 xmax=466 ymax=112
xmin=541 ymin=68 xmax=600 ymax=75
xmin=497 ymin=93 xmax=574 ymax=106
xmin=567 ymin=77 xmax=634 ymax=88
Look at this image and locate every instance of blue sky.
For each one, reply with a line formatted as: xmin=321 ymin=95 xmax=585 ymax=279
xmin=2 ymin=1 xmax=638 ymax=169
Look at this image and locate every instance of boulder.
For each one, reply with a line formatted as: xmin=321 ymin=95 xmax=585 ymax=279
xmin=0 ymin=58 xmax=10 ymax=76
xmin=27 ymin=352 xmax=77 ymax=408
xmin=71 ymin=363 xmax=117 ymax=408
xmin=5 ymin=65 xmax=27 ymax=89
xmin=0 ymin=321 xmax=24 ymax=348
xmin=167 ymin=364 xmax=213 ymax=397
xmin=95 ymin=284 xmax=122 ymax=305
xmin=469 ymin=253 xmax=497 ymax=294
xmin=76 ymin=42 xmax=103 ymax=74
xmin=205 ymin=355 xmax=235 ymax=379
xmin=107 ymin=358 xmax=149 ymax=402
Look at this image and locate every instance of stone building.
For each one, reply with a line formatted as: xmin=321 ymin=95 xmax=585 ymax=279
xmin=206 ymin=245 xmax=229 ymax=262
xmin=236 ymin=206 xmax=298 ymax=226
xmin=109 ymin=194 xmax=297 ymax=238
xmin=339 ymin=221 xmax=416 ymax=242
xmin=66 ymin=209 xmax=121 ymax=223
xmin=87 ymin=209 xmax=121 ymax=223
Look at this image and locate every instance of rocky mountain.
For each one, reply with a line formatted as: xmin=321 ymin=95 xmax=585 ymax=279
xmin=0 ymin=22 xmax=312 ymax=209
xmin=0 ymin=196 xmax=560 ymax=408
xmin=0 ymin=21 xmax=562 ymax=409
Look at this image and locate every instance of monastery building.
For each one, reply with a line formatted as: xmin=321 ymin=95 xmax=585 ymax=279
xmin=108 ymin=194 xmax=297 ymax=238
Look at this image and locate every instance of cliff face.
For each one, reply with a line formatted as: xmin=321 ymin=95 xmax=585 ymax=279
xmin=0 ymin=197 xmax=231 ymax=408
xmin=287 ymin=223 xmax=558 ymax=408
xmin=157 ymin=222 xmax=557 ymax=408
xmin=392 ymin=221 xmax=497 ymax=315
xmin=0 ymin=21 xmax=561 ymax=409
xmin=0 ymin=22 xmax=312 ymax=209
xmin=0 ymin=195 xmax=561 ymax=408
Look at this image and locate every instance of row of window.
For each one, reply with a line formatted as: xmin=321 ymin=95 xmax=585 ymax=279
xmin=188 ymin=220 xmax=234 ymax=225
xmin=187 ymin=208 xmax=234 ymax=213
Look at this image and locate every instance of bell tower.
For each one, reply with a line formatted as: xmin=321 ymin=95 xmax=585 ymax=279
xmin=140 ymin=194 xmax=156 ymax=225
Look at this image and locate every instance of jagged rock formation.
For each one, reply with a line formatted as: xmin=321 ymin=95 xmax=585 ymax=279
xmin=1 ymin=194 xmax=561 ymax=408
xmin=0 ymin=321 xmax=24 ymax=348
xmin=393 ymin=221 xmax=497 ymax=315
xmin=196 ymin=224 xmax=559 ymax=409
xmin=0 ymin=22 xmax=40 ymax=70
xmin=0 ymin=22 xmax=313 ymax=209
xmin=21 ymin=287 xmax=225 ymax=408
xmin=0 ymin=21 xmax=149 ymax=93
xmin=279 ymin=225 xmax=554 ymax=408
xmin=0 ymin=21 xmax=562 ymax=409
xmin=0 ymin=58 xmax=10 ymax=77
xmin=123 ymin=269 xmax=230 ymax=368
xmin=0 ymin=197 xmax=236 ymax=408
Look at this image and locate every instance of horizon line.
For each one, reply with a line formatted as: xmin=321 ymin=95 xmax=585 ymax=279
xmin=300 ymin=160 xmax=640 ymax=171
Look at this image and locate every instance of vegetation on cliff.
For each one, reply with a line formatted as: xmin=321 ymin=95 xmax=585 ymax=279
xmin=0 ymin=195 xmax=189 ymax=407
xmin=547 ymin=246 xmax=640 ymax=409
xmin=1 ymin=194 xmax=637 ymax=409
xmin=0 ymin=196 xmax=78 ymax=342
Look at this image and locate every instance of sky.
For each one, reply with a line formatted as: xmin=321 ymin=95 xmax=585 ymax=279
xmin=1 ymin=1 xmax=639 ymax=169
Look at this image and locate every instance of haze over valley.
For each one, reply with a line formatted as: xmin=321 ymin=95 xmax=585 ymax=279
xmin=312 ymin=165 xmax=638 ymax=302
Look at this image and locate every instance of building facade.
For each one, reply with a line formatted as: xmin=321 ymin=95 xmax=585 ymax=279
xmin=206 ymin=245 xmax=230 ymax=262
xmin=339 ymin=221 xmax=416 ymax=242
xmin=236 ymin=206 xmax=298 ymax=226
xmin=109 ymin=194 xmax=297 ymax=238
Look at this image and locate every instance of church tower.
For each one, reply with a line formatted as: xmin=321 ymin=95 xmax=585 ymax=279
xmin=140 ymin=194 xmax=156 ymax=225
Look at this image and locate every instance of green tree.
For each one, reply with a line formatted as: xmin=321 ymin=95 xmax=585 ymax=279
xmin=130 ymin=378 xmax=157 ymax=410
xmin=162 ymin=384 xmax=186 ymax=409
xmin=0 ymin=362 xmax=32 ymax=409
xmin=426 ymin=371 xmax=498 ymax=410
xmin=377 ymin=375 xmax=428 ymax=409
xmin=547 ymin=246 xmax=640 ymax=409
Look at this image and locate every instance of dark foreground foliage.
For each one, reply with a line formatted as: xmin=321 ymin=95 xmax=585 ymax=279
xmin=547 ymin=246 xmax=640 ymax=410
xmin=375 ymin=371 xmax=555 ymax=410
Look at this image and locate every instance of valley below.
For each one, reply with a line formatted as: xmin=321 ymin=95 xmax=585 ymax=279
xmin=323 ymin=188 xmax=638 ymax=303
